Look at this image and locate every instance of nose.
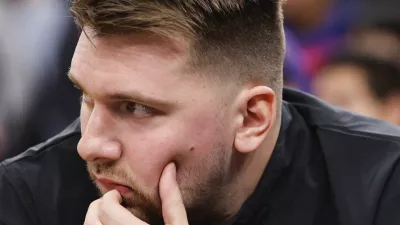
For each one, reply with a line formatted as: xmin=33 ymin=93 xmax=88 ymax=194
xmin=78 ymin=107 xmax=122 ymax=163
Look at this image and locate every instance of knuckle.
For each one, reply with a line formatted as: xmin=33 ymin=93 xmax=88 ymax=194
xmin=89 ymin=199 xmax=100 ymax=208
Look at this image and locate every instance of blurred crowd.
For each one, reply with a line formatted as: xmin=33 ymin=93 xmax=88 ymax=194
xmin=1 ymin=0 xmax=400 ymax=161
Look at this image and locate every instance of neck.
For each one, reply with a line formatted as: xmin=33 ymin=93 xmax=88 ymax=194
xmin=221 ymin=121 xmax=282 ymax=221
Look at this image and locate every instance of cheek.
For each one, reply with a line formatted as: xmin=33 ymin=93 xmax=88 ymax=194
xmin=174 ymin=110 xmax=231 ymax=180
xmin=119 ymin=124 xmax=189 ymax=189
xmin=181 ymin=106 xmax=230 ymax=154
xmin=118 ymin=104 xmax=231 ymax=190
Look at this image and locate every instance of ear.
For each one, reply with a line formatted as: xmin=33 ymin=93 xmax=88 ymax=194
xmin=384 ymin=92 xmax=400 ymax=125
xmin=234 ymin=86 xmax=277 ymax=153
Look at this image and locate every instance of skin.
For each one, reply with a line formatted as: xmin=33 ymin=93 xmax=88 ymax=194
xmin=314 ymin=64 xmax=400 ymax=125
xmin=348 ymin=29 xmax=400 ymax=63
xmin=69 ymin=29 xmax=280 ymax=224
xmin=84 ymin=163 xmax=189 ymax=225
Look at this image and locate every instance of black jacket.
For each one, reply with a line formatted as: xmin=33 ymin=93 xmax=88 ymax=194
xmin=1 ymin=88 xmax=400 ymax=225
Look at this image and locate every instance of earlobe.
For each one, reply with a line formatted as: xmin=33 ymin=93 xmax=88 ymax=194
xmin=234 ymin=86 xmax=276 ymax=154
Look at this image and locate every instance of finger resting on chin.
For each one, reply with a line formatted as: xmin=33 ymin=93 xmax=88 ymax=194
xmin=160 ymin=163 xmax=188 ymax=225
xmin=102 ymin=190 xmax=122 ymax=204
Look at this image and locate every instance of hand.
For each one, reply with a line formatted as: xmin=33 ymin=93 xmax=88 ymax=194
xmin=83 ymin=163 xmax=188 ymax=225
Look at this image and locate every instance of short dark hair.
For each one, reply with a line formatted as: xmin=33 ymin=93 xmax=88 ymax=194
xmin=324 ymin=54 xmax=400 ymax=101
xmin=70 ymin=0 xmax=285 ymax=105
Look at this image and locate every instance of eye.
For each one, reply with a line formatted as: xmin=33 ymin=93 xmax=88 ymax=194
xmin=120 ymin=102 xmax=154 ymax=118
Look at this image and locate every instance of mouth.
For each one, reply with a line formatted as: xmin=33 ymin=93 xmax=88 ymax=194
xmin=94 ymin=176 xmax=134 ymax=197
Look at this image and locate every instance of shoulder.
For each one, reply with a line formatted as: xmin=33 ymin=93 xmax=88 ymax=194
xmin=2 ymin=119 xmax=82 ymax=167
xmin=283 ymin=88 xmax=400 ymax=178
xmin=283 ymin=87 xmax=400 ymax=144
xmin=0 ymin=119 xmax=92 ymax=225
xmin=374 ymin=159 xmax=400 ymax=225
xmin=283 ymin=88 xmax=400 ymax=224
xmin=1 ymin=120 xmax=83 ymax=189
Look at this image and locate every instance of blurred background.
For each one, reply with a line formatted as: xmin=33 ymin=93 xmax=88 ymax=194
xmin=1 ymin=0 xmax=400 ymax=161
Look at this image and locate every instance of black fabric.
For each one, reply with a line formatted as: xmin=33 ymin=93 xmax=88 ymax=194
xmin=0 ymin=122 xmax=97 ymax=225
xmin=1 ymin=88 xmax=400 ymax=225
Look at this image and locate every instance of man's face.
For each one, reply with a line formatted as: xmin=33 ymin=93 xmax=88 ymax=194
xmin=70 ymin=32 xmax=237 ymax=224
xmin=314 ymin=64 xmax=384 ymax=119
xmin=349 ymin=29 xmax=400 ymax=62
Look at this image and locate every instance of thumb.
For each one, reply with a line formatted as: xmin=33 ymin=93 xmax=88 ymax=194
xmin=102 ymin=189 xmax=123 ymax=204
xmin=159 ymin=163 xmax=188 ymax=225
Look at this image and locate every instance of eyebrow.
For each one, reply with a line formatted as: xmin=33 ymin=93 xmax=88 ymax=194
xmin=67 ymin=71 xmax=175 ymax=110
xmin=68 ymin=72 xmax=87 ymax=93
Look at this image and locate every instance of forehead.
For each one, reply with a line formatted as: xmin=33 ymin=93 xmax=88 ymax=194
xmin=70 ymin=31 xmax=197 ymax=95
xmin=72 ymin=31 xmax=189 ymax=73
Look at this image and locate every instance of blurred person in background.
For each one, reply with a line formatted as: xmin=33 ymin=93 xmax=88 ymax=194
xmin=0 ymin=0 xmax=81 ymax=160
xmin=314 ymin=54 xmax=400 ymax=125
xmin=282 ymin=0 xmax=357 ymax=92
xmin=346 ymin=21 xmax=400 ymax=63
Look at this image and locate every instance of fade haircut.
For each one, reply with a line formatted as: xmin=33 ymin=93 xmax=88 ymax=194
xmin=70 ymin=0 xmax=285 ymax=106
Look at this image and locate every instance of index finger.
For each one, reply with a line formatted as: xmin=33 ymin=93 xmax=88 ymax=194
xmin=159 ymin=163 xmax=188 ymax=225
xmin=102 ymin=189 xmax=122 ymax=204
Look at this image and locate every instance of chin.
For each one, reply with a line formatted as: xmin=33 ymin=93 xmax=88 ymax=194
xmin=127 ymin=207 xmax=149 ymax=221
xmin=126 ymin=206 xmax=164 ymax=225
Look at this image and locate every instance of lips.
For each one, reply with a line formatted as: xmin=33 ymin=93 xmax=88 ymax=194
xmin=95 ymin=177 xmax=134 ymax=196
